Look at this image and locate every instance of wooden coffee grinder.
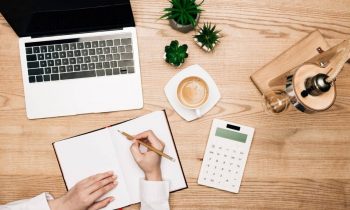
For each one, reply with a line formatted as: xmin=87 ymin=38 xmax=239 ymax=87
xmin=251 ymin=31 xmax=350 ymax=114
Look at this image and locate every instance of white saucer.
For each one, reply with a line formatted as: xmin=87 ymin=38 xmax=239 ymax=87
xmin=164 ymin=64 xmax=221 ymax=121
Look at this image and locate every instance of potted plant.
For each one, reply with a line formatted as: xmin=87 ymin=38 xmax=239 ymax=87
xmin=161 ymin=0 xmax=204 ymax=33
xmin=194 ymin=22 xmax=221 ymax=52
xmin=164 ymin=40 xmax=189 ymax=67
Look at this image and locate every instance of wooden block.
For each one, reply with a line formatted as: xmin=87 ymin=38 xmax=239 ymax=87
xmin=250 ymin=30 xmax=330 ymax=95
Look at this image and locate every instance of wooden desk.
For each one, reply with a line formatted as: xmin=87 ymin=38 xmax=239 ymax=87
xmin=1 ymin=0 xmax=350 ymax=209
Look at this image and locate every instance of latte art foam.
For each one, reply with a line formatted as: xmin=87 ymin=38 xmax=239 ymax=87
xmin=177 ymin=77 xmax=209 ymax=108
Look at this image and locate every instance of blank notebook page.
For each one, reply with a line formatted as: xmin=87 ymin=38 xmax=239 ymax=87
xmin=53 ymin=129 xmax=131 ymax=209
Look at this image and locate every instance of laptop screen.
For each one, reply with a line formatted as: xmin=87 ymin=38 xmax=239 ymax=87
xmin=0 ymin=0 xmax=135 ymax=37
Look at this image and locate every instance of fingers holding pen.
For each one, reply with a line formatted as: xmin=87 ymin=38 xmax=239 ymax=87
xmin=133 ymin=130 xmax=165 ymax=150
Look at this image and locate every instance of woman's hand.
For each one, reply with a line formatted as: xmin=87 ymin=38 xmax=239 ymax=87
xmin=130 ymin=130 xmax=165 ymax=181
xmin=48 ymin=171 xmax=118 ymax=210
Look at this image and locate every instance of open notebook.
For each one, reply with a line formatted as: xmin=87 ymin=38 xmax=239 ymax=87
xmin=53 ymin=110 xmax=187 ymax=209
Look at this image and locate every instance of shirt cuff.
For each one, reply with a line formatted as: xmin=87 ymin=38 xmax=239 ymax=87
xmin=140 ymin=179 xmax=169 ymax=203
xmin=29 ymin=193 xmax=53 ymax=210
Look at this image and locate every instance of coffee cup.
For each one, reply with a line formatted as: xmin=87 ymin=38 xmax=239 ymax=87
xmin=177 ymin=76 xmax=209 ymax=116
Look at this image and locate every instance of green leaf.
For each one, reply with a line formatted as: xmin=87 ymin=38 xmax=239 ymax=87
xmin=164 ymin=40 xmax=188 ymax=66
xmin=160 ymin=0 xmax=203 ymax=26
xmin=194 ymin=22 xmax=221 ymax=52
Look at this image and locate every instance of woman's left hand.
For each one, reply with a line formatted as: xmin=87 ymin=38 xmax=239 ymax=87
xmin=48 ymin=171 xmax=118 ymax=210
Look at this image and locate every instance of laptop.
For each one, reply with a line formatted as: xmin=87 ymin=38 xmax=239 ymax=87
xmin=0 ymin=0 xmax=143 ymax=119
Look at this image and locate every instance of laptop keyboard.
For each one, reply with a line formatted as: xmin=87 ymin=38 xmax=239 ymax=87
xmin=25 ymin=35 xmax=135 ymax=83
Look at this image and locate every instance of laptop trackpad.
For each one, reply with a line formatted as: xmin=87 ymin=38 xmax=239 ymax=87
xmin=25 ymin=75 xmax=142 ymax=119
xmin=73 ymin=76 xmax=142 ymax=114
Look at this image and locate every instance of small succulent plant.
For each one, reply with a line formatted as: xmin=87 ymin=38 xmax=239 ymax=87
xmin=194 ymin=22 xmax=221 ymax=52
xmin=161 ymin=0 xmax=204 ymax=26
xmin=164 ymin=40 xmax=188 ymax=67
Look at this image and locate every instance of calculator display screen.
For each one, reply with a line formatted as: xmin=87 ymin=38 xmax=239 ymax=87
xmin=215 ymin=128 xmax=247 ymax=143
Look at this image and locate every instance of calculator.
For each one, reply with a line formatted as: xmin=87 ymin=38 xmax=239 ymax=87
xmin=198 ymin=119 xmax=255 ymax=193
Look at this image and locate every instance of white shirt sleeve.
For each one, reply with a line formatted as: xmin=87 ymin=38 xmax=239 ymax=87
xmin=0 ymin=193 xmax=53 ymax=210
xmin=140 ymin=180 xmax=170 ymax=210
xmin=0 ymin=181 xmax=170 ymax=210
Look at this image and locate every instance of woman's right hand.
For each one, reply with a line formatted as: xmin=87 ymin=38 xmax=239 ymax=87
xmin=130 ymin=130 xmax=165 ymax=181
xmin=48 ymin=171 xmax=117 ymax=210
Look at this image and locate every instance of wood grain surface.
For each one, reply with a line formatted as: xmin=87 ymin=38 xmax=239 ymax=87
xmin=1 ymin=0 xmax=350 ymax=209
